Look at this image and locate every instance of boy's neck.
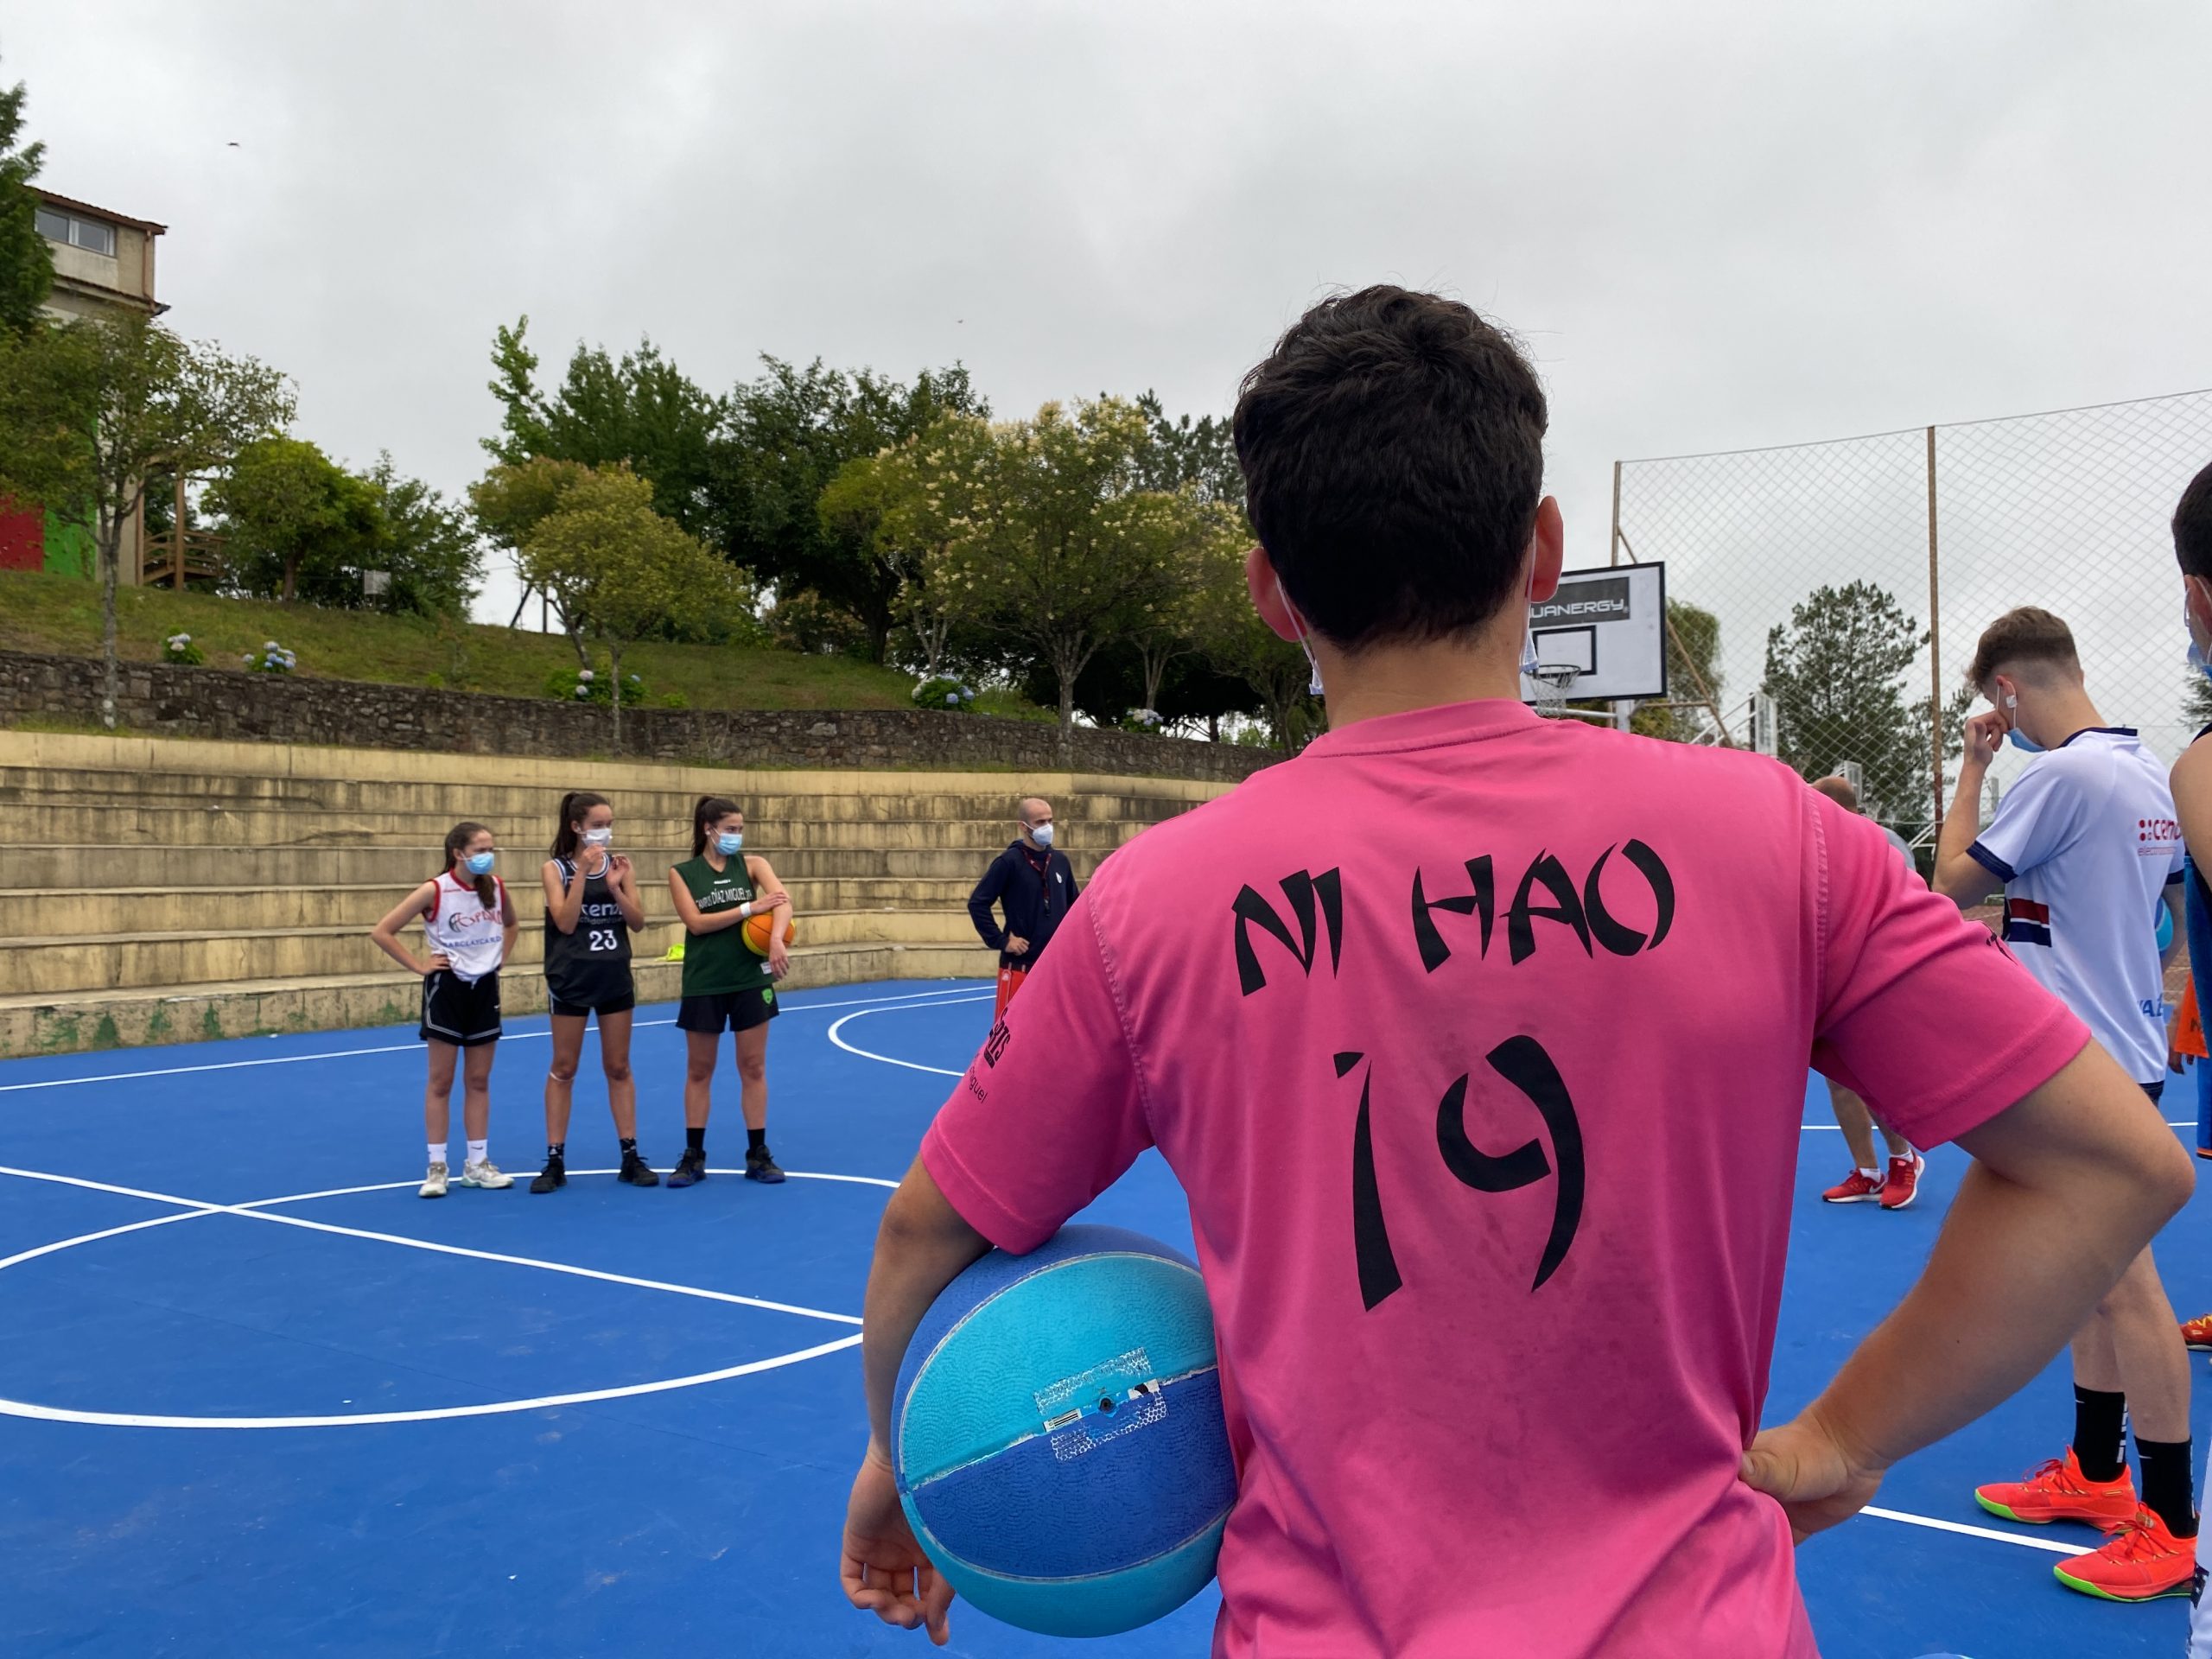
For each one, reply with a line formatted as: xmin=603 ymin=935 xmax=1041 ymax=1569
xmin=1316 ymin=628 xmax=1524 ymax=729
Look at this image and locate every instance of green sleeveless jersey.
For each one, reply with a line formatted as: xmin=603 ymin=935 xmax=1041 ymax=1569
xmin=674 ymin=854 xmax=772 ymax=997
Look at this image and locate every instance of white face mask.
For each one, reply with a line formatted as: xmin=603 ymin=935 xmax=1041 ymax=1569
xmin=1028 ymin=822 xmax=1055 ymax=850
xmin=1278 ymin=582 xmax=1324 ymax=697
xmin=582 ymin=826 xmax=613 ymax=848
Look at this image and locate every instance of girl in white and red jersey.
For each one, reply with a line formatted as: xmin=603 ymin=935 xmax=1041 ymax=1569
xmin=371 ymin=821 xmax=520 ymax=1198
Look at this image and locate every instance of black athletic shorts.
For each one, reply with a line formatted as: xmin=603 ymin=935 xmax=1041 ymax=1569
xmin=421 ymin=969 xmax=502 ymax=1047
xmin=2144 ymin=1079 xmax=2166 ymax=1105
xmin=547 ymin=969 xmax=638 ymax=1020
xmin=676 ymin=986 xmax=780 ymax=1035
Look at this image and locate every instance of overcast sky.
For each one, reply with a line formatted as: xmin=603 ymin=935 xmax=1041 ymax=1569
xmin=11 ymin=1 xmax=2212 ymax=739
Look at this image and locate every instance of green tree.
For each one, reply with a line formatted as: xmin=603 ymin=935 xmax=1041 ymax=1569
xmin=0 ymin=57 xmax=51 ymax=335
xmin=483 ymin=317 xmax=720 ymax=535
xmin=1628 ymin=600 xmax=1726 ymax=742
xmin=1201 ymin=601 xmax=1319 ymax=753
xmin=208 ymin=436 xmax=384 ymax=606
xmin=518 ymin=466 xmax=749 ymax=743
xmin=0 ymin=314 xmax=292 ymax=726
xmin=470 ymin=455 xmax=595 ymax=656
xmin=709 ymin=358 xmax=986 ymax=663
xmin=1131 ymin=391 xmax=1243 ymax=505
xmin=2188 ymin=671 xmax=2212 ymax=731
xmin=915 ymin=398 xmax=1197 ymax=754
xmin=362 ymin=454 xmax=483 ymax=617
xmin=1760 ymin=582 xmax=1930 ymax=818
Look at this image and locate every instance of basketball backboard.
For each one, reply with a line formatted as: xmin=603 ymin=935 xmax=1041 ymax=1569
xmin=1517 ymin=563 xmax=1668 ymax=703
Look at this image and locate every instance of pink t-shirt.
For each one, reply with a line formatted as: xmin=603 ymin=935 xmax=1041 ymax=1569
xmin=922 ymin=699 xmax=2088 ymax=1658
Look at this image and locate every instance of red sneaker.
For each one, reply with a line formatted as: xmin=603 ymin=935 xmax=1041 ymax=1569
xmin=1878 ymin=1152 xmax=1926 ymax=1211
xmin=1974 ymin=1448 xmax=2139 ymax=1527
xmin=2052 ymin=1507 xmax=2200 ymax=1601
xmin=2181 ymin=1313 xmax=2212 ymax=1352
xmin=1821 ymin=1168 xmax=1884 ymax=1204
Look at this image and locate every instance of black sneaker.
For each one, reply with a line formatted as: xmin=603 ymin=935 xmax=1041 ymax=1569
xmin=745 ymin=1144 xmax=785 ymax=1185
xmin=618 ymin=1151 xmax=660 ymax=1187
xmin=529 ymin=1156 xmax=566 ymax=1195
xmin=667 ymin=1148 xmax=708 ymax=1188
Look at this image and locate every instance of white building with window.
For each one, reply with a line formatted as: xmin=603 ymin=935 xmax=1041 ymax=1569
xmin=34 ymin=190 xmax=165 ymax=322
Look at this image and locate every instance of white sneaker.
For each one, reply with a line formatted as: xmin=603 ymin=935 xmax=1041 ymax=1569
xmin=460 ymin=1159 xmax=512 ymax=1191
xmin=419 ymin=1160 xmax=448 ymax=1198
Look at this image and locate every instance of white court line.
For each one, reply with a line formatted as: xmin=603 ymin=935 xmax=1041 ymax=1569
xmin=0 ymin=1333 xmax=867 ymax=1431
xmin=0 ymin=982 xmax=991 ymax=1094
xmin=0 ymin=1164 xmax=896 ymax=1429
xmin=0 ymin=1164 xmax=868 ymax=1326
xmin=1859 ymin=1504 xmax=2080 ymax=1556
xmin=825 ymin=994 xmax=993 ymax=1077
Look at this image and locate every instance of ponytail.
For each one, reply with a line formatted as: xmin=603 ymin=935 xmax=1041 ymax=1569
xmin=443 ymin=820 xmax=497 ymax=909
xmin=550 ymin=790 xmax=608 ymax=862
xmin=691 ymin=795 xmax=740 ymax=859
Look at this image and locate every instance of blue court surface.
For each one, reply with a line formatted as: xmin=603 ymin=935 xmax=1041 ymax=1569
xmin=2 ymin=976 xmax=2209 ymax=1658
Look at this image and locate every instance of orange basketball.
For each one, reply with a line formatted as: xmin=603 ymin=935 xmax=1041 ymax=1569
xmin=742 ymin=908 xmax=796 ymax=956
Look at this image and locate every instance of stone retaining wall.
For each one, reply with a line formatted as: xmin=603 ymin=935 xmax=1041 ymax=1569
xmin=0 ymin=648 xmax=1273 ymax=782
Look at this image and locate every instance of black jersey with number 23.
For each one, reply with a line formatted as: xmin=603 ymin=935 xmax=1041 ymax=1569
xmin=543 ymin=857 xmax=634 ymax=1007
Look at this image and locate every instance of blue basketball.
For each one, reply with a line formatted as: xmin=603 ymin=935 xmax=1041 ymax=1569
xmin=890 ymin=1225 xmax=1235 ymax=1637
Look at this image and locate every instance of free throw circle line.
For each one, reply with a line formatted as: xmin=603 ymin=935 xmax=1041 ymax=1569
xmin=0 ymin=1163 xmax=871 ymax=1325
xmin=825 ymin=994 xmax=992 ymax=1077
xmin=0 ymin=1332 xmax=867 ymax=1430
xmin=0 ymin=1166 xmax=894 ymax=1430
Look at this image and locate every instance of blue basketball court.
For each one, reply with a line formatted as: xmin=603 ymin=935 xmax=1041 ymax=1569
xmin=0 ymin=978 xmax=2206 ymax=1657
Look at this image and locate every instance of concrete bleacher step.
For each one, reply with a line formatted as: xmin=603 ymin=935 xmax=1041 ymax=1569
xmin=1 ymin=909 xmax=984 ymax=995
xmin=10 ymin=877 xmax=988 ymax=937
xmin=0 ymin=941 xmax=1001 ymax=1055
xmin=0 ymin=728 xmax=1229 ymax=1055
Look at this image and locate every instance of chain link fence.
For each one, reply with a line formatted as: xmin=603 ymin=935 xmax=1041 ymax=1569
xmin=1613 ymin=389 xmax=2212 ymax=838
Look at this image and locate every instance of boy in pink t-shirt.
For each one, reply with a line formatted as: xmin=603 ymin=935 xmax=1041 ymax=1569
xmin=839 ymin=287 xmax=2193 ymax=1656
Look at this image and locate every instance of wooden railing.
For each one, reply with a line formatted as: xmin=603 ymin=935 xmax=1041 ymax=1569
xmin=141 ymin=527 xmax=226 ymax=588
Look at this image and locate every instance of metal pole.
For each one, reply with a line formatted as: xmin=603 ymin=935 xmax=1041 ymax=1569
xmin=1926 ymin=425 xmax=1944 ymax=834
xmin=1609 ymin=461 xmax=1623 ymax=568
xmin=172 ymin=468 xmax=186 ymax=588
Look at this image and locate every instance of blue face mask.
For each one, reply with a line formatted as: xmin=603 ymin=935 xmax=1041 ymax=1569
xmin=2188 ymin=599 xmax=2212 ymax=684
xmin=2006 ymin=728 xmax=2044 ymax=754
xmin=715 ymin=831 xmax=744 ymax=855
xmin=464 ymin=850 xmax=496 ymax=875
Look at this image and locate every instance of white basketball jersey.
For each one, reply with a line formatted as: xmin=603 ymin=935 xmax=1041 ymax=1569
xmin=1967 ymin=728 xmax=2182 ymax=1084
xmin=423 ymin=872 xmax=508 ymax=983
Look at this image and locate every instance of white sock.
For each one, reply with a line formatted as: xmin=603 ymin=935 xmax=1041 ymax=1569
xmin=467 ymin=1139 xmax=488 ymax=1166
xmin=1859 ymin=1166 xmax=1881 ymax=1180
xmin=429 ymin=1144 xmax=448 ymax=1166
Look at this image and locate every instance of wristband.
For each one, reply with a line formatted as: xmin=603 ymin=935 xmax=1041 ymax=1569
xmin=739 ymin=901 xmax=753 ymax=919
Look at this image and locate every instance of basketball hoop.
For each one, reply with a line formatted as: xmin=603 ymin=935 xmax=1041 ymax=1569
xmin=1531 ymin=663 xmax=1581 ymax=719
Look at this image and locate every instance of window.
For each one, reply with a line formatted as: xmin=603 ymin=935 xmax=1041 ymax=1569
xmin=34 ymin=206 xmax=118 ymax=257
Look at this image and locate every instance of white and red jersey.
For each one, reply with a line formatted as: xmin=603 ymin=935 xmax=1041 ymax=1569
xmin=423 ymin=871 xmax=509 ymax=983
xmin=1967 ymin=727 xmax=2183 ymax=1084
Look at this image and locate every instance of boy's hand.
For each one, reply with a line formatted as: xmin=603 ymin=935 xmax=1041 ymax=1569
xmin=842 ymin=1442 xmax=952 ymax=1643
xmin=1740 ymin=1410 xmax=1885 ymax=1544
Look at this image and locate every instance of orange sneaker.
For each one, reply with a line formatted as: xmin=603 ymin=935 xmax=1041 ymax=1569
xmin=1974 ymin=1448 xmax=2139 ymax=1527
xmin=1821 ymin=1168 xmax=1885 ymax=1204
xmin=1878 ymin=1152 xmax=1925 ymax=1211
xmin=2052 ymin=1507 xmax=2201 ymax=1601
xmin=2181 ymin=1312 xmax=2212 ymax=1352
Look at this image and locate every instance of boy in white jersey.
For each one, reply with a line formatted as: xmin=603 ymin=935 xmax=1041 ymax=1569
xmin=1930 ymin=607 xmax=2196 ymax=1601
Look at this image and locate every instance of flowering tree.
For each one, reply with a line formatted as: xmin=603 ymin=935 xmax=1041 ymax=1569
xmin=902 ymin=398 xmax=1196 ymax=754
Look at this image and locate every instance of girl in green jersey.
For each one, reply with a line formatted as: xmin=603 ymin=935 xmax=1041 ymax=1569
xmin=665 ymin=795 xmax=793 ymax=1186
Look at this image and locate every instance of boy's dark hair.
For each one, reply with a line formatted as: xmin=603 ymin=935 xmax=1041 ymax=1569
xmin=1231 ymin=285 xmax=1548 ymax=651
xmin=2177 ymin=460 xmax=2212 ymax=580
xmin=1966 ymin=607 xmax=2080 ymax=689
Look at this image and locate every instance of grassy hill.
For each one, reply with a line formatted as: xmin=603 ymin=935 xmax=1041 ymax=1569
xmin=0 ymin=570 xmax=1046 ymax=718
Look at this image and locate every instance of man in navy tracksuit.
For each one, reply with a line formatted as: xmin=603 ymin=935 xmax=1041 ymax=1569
xmin=967 ymin=798 xmax=1078 ymax=1020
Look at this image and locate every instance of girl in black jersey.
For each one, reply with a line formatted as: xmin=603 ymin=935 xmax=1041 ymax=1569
xmin=531 ymin=791 xmax=656 ymax=1193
